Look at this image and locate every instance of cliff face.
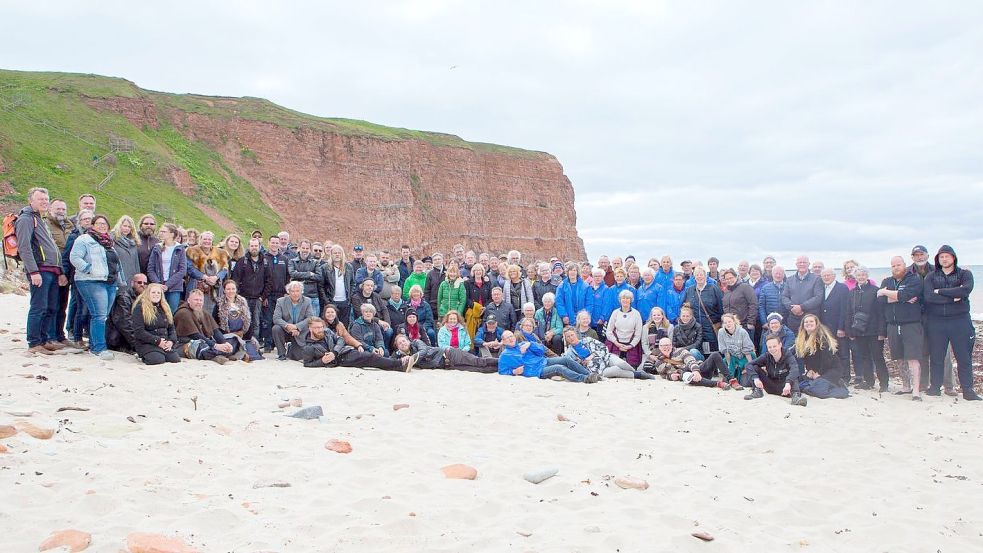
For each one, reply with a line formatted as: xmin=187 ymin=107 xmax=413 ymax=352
xmin=86 ymin=97 xmax=586 ymax=261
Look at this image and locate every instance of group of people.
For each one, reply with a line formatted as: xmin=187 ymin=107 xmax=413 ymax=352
xmin=14 ymin=188 xmax=979 ymax=403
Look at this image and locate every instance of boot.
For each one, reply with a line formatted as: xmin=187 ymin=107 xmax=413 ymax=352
xmin=791 ymin=392 xmax=808 ymax=407
xmin=633 ymin=370 xmax=655 ymax=380
xmin=744 ymin=387 xmax=764 ymax=400
xmin=963 ymin=390 xmax=982 ymax=401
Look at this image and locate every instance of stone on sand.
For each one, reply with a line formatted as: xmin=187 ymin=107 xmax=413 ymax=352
xmin=38 ymin=529 xmax=91 ymax=552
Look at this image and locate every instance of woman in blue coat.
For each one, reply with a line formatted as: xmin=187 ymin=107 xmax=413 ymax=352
xmin=555 ymin=263 xmax=592 ymax=326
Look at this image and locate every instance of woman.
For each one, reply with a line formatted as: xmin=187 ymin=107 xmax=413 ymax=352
xmin=395 ymin=308 xmax=431 ymax=346
xmin=716 ymin=313 xmax=754 ymax=389
xmin=673 ymin=305 xmax=704 ymax=360
xmin=437 ymin=310 xmax=472 ymax=351
xmin=626 ymin=264 xmax=642 ymax=288
xmin=110 ymin=215 xmax=141 ymax=290
xmin=186 ymin=231 xmax=230 ymax=314
xmin=604 ymin=289 xmax=643 ymax=366
xmin=216 ymin=279 xmax=251 ymax=338
xmin=464 ymin=262 xmax=490 ymax=337
xmin=641 ymin=306 xmax=674 ymax=368
xmin=721 ymin=268 xmax=758 ymax=333
xmin=502 ymin=264 xmax=534 ymax=322
xmin=683 ymin=267 xmax=723 ymax=354
xmin=759 ymin=312 xmax=795 ymax=354
xmin=601 ymin=267 xmax=635 ymax=321
xmin=556 ymin=262 xmax=591 ymax=326
xmin=221 ymin=233 xmax=244 ymax=273
xmin=437 ymin=262 xmax=468 ymax=319
xmin=846 ymin=266 xmax=889 ymax=391
xmin=748 ymin=264 xmax=765 ymax=293
xmin=795 ymin=314 xmax=849 ymax=399
xmin=322 ymin=303 xmax=363 ymax=349
xmin=573 ymin=310 xmax=599 ymax=341
xmin=535 ymin=292 xmax=564 ymax=354
xmin=350 ymin=303 xmax=388 ymax=356
xmin=402 ymin=260 xmax=429 ymax=300
xmin=70 ymin=214 xmax=120 ymax=360
xmin=406 ymin=284 xmax=437 ymax=344
xmin=147 ymin=222 xmax=188 ymax=314
xmin=842 ymin=259 xmax=877 ymax=290
xmin=184 ymin=228 xmax=199 ymax=248
xmin=130 ymin=283 xmax=181 ymax=365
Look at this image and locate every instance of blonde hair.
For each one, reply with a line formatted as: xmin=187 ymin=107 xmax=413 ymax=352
xmin=133 ymin=283 xmax=173 ymax=326
xmin=647 ymin=307 xmax=670 ymax=329
xmin=111 ymin=214 xmax=141 ymax=246
xmin=794 ymin=314 xmax=838 ymax=357
xmin=222 ymin=233 xmax=244 ymax=259
xmin=506 ymin=264 xmax=521 ymax=280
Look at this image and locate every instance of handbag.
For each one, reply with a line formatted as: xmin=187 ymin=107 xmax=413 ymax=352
xmin=695 ymin=288 xmax=722 ymax=334
xmin=851 ymin=312 xmax=869 ymax=334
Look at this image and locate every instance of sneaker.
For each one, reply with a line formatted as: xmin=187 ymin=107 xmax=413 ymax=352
xmin=744 ymin=387 xmax=764 ymax=400
xmin=633 ymin=370 xmax=655 ymax=380
xmin=791 ymin=392 xmax=808 ymax=407
xmin=856 ymin=381 xmax=875 ymax=390
xmin=925 ymin=388 xmax=942 ymax=397
xmin=585 ymin=372 xmax=600 ymax=384
xmin=28 ymin=345 xmax=54 ymax=355
xmin=963 ymin=391 xmax=982 ymax=401
xmin=212 ymin=355 xmax=228 ymax=365
xmin=717 ymin=380 xmax=731 ymax=390
xmin=944 ymin=388 xmax=959 ymax=397
xmin=277 ymin=355 xmax=288 ymax=361
xmin=44 ymin=341 xmax=66 ymax=351
xmin=729 ymin=378 xmax=744 ymax=391
xmin=681 ymin=372 xmax=695 ymax=385
xmin=96 ymin=350 xmax=114 ymax=361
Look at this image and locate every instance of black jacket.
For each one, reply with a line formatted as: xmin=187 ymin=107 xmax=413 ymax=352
xmin=130 ymin=303 xmax=177 ymax=357
xmin=350 ymin=291 xmax=390 ymax=325
xmin=923 ymin=246 xmax=973 ymax=318
xmin=319 ymin=262 xmax=356 ymax=309
xmin=879 ymin=272 xmax=924 ymax=326
xmin=800 ymin=343 xmax=843 ymax=383
xmin=424 ymin=267 xmax=446 ymax=315
xmin=288 ymin=255 xmax=323 ymax=299
xmin=263 ymin=252 xmax=290 ymax=299
xmin=820 ymin=282 xmax=849 ymax=334
xmin=391 ymin=339 xmax=446 ymax=369
xmin=747 ymin=349 xmax=800 ymax=383
xmin=465 ymin=278 xmax=493 ymax=309
xmin=107 ymin=287 xmax=138 ymax=352
xmin=847 ymin=283 xmax=883 ymax=338
xmin=302 ymin=329 xmax=356 ymax=368
xmin=672 ymin=319 xmax=703 ymax=351
xmin=232 ymin=254 xmax=267 ymax=299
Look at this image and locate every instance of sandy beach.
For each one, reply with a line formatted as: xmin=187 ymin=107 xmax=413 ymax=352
xmin=2 ymin=292 xmax=982 ymax=553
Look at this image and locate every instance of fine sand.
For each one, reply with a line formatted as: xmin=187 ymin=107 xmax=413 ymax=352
xmin=1 ymin=293 xmax=982 ymax=553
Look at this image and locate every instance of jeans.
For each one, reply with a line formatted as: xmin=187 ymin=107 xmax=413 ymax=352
xmin=75 ymin=280 xmax=117 ymax=354
xmin=50 ymin=282 xmax=69 ymax=342
xmin=927 ymin=314 xmax=977 ymax=392
xmin=540 ymin=356 xmax=591 ymax=382
xmin=67 ymin=283 xmax=90 ymax=342
xmin=27 ymin=271 xmax=60 ymax=347
xmin=164 ymin=291 xmax=182 ymax=315
xmin=308 ymin=296 xmax=320 ymax=319
xmin=261 ymin=295 xmax=282 ymax=348
xmin=245 ymin=297 xmax=262 ymax=340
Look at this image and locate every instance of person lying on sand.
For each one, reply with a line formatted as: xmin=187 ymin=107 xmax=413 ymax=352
xmin=648 ymin=337 xmax=732 ymax=390
xmin=299 ymin=316 xmax=414 ymax=371
xmin=497 ymin=330 xmax=598 ymax=383
xmin=390 ymin=334 xmax=497 ymax=373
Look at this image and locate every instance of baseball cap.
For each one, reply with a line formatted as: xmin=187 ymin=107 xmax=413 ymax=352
xmin=485 ymin=313 xmax=497 ymax=324
xmin=353 ymin=245 xmax=364 ymax=252
xmin=911 ymin=245 xmax=928 ymax=255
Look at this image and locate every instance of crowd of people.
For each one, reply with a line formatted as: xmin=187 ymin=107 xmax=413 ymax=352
xmin=13 ymin=188 xmax=979 ymax=404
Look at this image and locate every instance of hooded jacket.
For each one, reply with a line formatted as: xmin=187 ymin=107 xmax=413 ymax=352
xmin=15 ymin=205 xmax=62 ymax=275
xmin=923 ymin=245 xmax=974 ymax=318
xmin=672 ymin=318 xmax=703 ymax=351
xmin=878 ymin=271 xmax=924 ymax=326
xmin=635 ymin=280 xmax=664 ymax=323
xmin=555 ymin=275 xmax=592 ymax=322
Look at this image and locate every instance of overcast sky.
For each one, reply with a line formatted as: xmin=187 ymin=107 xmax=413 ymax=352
xmin=4 ymin=1 xmax=983 ymax=268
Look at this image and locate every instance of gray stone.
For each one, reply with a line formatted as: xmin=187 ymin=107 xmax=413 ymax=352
xmin=523 ymin=466 xmax=559 ymax=484
xmin=288 ymin=406 xmax=323 ymax=419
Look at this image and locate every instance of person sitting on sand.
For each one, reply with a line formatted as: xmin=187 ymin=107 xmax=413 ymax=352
xmin=716 ymin=313 xmax=753 ymax=390
xmin=562 ymin=326 xmax=653 ymax=380
xmin=174 ymin=288 xmax=241 ymax=364
xmin=498 ymin=330 xmax=598 ymax=383
xmin=794 ymin=314 xmax=850 ymax=399
xmin=758 ymin=313 xmax=795 ymax=354
xmin=640 ymin=306 xmax=674 ymax=369
xmin=272 ymin=281 xmax=315 ymax=361
xmin=321 ymin=303 xmax=363 ymax=349
xmin=672 ymin=305 xmax=704 ymax=360
xmin=394 ymin=308 xmax=432 ymax=346
xmin=646 ymin=337 xmax=732 ymax=389
xmin=130 ymin=283 xmax=181 ymax=365
xmin=107 ymin=273 xmax=146 ymax=353
xmin=350 ymin=302 xmax=389 ymax=356
xmin=572 ymin=309 xmax=599 ymax=341
xmin=391 ymin=334 xmax=498 ymax=373
xmin=743 ymin=334 xmax=807 ymax=406
xmin=300 ymin=317 xmax=414 ymax=371
xmin=473 ymin=314 xmax=504 ymax=358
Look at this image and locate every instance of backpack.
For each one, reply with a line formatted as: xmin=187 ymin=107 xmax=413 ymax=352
xmin=2 ymin=213 xmax=19 ymax=260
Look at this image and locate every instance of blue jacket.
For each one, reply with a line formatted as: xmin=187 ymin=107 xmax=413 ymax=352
xmin=354 ymin=267 xmax=384 ymax=294
xmin=498 ymin=340 xmax=547 ymax=377
xmin=437 ymin=324 xmax=472 ymax=351
xmin=474 ymin=325 xmax=504 ymax=348
xmin=635 ymin=280 xmax=664 ymax=321
xmin=147 ymin=244 xmax=188 ymax=293
xmin=602 ymin=281 xmax=636 ymax=321
xmin=69 ymin=234 xmax=118 ymax=282
xmin=654 ymin=268 xmax=675 ymax=290
xmin=757 ymin=281 xmax=787 ymax=324
xmin=663 ymin=285 xmax=687 ymax=323
xmin=555 ymin=276 xmax=592 ymax=322
xmin=759 ymin=324 xmax=795 ymax=355
xmin=587 ymin=283 xmax=608 ymax=324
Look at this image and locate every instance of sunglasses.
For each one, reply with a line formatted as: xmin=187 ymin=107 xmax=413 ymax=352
xmin=133 ymin=280 xmax=148 ymax=285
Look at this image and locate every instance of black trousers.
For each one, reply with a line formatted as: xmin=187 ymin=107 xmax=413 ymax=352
xmin=753 ymin=367 xmax=799 ymax=394
xmin=853 ymin=336 xmax=889 ymax=385
xmin=338 ymin=350 xmax=403 ymax=371
xmin=927 ymin=314 xmax=976 ymax=392
xmin=444 ymin=348 xmax=498 ymax=373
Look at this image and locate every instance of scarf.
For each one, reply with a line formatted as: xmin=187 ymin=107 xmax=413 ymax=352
xmin=389 ymin=298 xmax=404 ymax=310
xmin=410 ymin=298 xmax=422 ymax=309
xmin=447 ymin=324 xmax=460 ymax=348
xmin=87 ymin=228 xmax=114 ymax=248
xmin=116 ymin=234 xmax=135 ymax=248
xmin=406 ymin=322 xmax=421 ymax=341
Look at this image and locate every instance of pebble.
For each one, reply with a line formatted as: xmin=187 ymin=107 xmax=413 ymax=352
xmin=692 ymin=531 xmax=715 ymax=542
xmin=14 ymin=420 xmax=54 ymax=439
xmin=614 ymin=476 xmax=649 ymax=490
xmin=290 ymin=398 xmax=303 ymax=407
xmin=39 ymin=529 xmax=92 ymax=552
xmin=585 ymin=525 xmax=601 ymax=533
xmin=126 ymin=532 xmax=199 ymax=553
xmin=252 ymin=481 xmax=291 ymax=489
xmin=523 ymin=467 xmax=559 ymax=484
xmin=441 ymin=463 xmax=478 ymax=480
xmin=0 ymin=443 xmax=8 ymax=454
xmin=0 ymin=424 xmax=16 ymax=439
xmin=393 ymin=403 xmax=410 ymax=411
xmin=325 ymin=439 xmax=353 ymax=454
xmin=288 ymin=406 xmax=323 ymax=419
xmin=277 ymin=402 xmax=290 ymax=408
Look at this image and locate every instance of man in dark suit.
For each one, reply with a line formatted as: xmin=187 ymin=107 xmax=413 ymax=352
xmin=819 ymin=267 xmax=851 ymax=373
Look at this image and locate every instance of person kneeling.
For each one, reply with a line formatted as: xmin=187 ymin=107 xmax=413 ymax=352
xmin=743 ymin=334 xmax=807 ymax=406
xmin=300 ymin=317 xmax=414 ymax=371
xmin=562 ymin=326 xmax=653 ymax=380
xmin=648 ymin=337 xmax=732 ymax=389
xmin=498 ymin=330 xmax=598 ymax=383
xmin=391 ymin=334 xmax=498 ymax=373
xmin=174 ymin=289 xmax=241 ymax=364
xmin=130 ymin=283 xmax=181 ymax=365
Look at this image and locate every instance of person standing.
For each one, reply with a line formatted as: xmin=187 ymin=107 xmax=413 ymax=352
xmin=819 ymin=267 xmax=850 ymax=374
xmin=782 ymin=256 xmax=824 ymax=332
xmin=261 ymin=235 xmax=290 ymax=351
xmin=319 ymin=244 xmax=356 ymax=323
xmin=878 ymin=256 xmax=925 ymax=400
xmin=136 ymin=214 xmax=158 ymax=275
xmin=757 ymin=266 xmax=787 ymax=325
xmin=44 ymin=198 xmax=75 ymax=347
xmin=846 ymin=266 xmax=888 ymax=391
xmin=232 ymin=237 xmax=267 ymax=341
xmin=909 ymin=245 xmax=953 ymax=394
xmin=69 ymin=214 xmax=121 ymax=360
xmin=923 ymin=245 xmax=979 ymax=400
xmin=146 ymin=223 xmax=187 ymax=314
xmin=424 ymin=253 xmax=446 ymax=316
xmin=16 ymin=188 xmax=65 ymax=355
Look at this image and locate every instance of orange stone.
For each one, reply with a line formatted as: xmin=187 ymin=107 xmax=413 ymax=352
xmin=441 ymin=464 xmax=478 ymax=480
xmin=39 ymin=529 xmax=91 ymax=552
xmin=0 ymin=424 xmax=16 ymax=438
xmin=14 ymin=421 xmax=54 ymax=440
xmin=325 ymin=439 xmax=352 ymax=454
xmin=126 ymin=532 xmax=199 ymax=553
xmin=0 ymin=443 xmax=8 ymax=453
xmin=393 ymin=404 xmax=410 ymax=411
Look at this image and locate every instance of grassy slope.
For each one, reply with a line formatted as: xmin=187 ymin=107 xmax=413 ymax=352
xmin=0 ymin=69 xmax=544 ymax=236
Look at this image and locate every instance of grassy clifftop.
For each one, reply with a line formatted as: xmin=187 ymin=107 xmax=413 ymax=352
xmin=0 ymin=69 xmax=541 ymax=236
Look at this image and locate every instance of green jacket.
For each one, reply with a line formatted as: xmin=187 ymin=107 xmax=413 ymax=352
xmin=403 ymin=272 xmax=428 ymax=300
xmin=437 ymin=279 xmax=468 ymax=318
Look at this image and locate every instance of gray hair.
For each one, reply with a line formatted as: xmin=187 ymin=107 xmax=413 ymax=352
xmin=854 ymin=265 xmax=870 ymax=277
xmin=641 ymin=267 xmax=655 ymax=278
xmin=542 ymin=292 xmax=555 ymax=304
xmin=360 ymin=302 xmax=376 ymax=315
xmin=522 ymin=302 xmax=535 ymax=311
xmin=618 ymin=289 xmax=634 ymax=301
xmin=285 ymin=281 xmax=304 ymax=293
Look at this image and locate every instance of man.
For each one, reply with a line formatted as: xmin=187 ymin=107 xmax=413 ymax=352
xmin=63 ymin=209 xmax=94 ymax=348
xmin=762 ymin=256 xmax=777 ymax=282
xmin=452 ymin=243 xmax=466 ymax=267
xmin=636 ymin=267 xmax=664 ymax=323
xmin=707 ymin=257 xmax=720 ymax=282
xmin=497 ymin=330 xmax=597 ymax=383
xmin=289 ymin=240 xmax=324 ymax=316
xmin=655 ymin=256 xmax=675 ymax=289
xmin=474 ymin=314 xmax=504 ymax=358
xmin=909 ymin=244 xmax=948 ymax=392
xmin=922 ymin=245 xmax=979 ymax=400
xmin=781 ymin=256 xmax=823 ymax=332
xmin=646 ymin=337 xmax=732 ymax=389
xmin=385 ymin=285 xmax=409 ymax=337
xmin=311 ymin=242 xmax=325 ymax=262
xmin=424 ymin=253 xmax=446 ymax=315
xmin=350 ymin=245 xmax=366 ymax=272
xmin=597 ymin=255 xmax=614 ymax=286
xmin=302 ymin=317 xmax=413 ymax=370
xmin=663 ymin=272 xmax=687 ymax=324
xmin=743 ymin=335 xmax=807 ymax=406
xmin=737 ymin=260 xmax=751 ymax=284
xmin=877 ymin=256 xmax=925 ymax=400
xmin=16 ymin=188 xmax=65 ymax=355
xmin=261 ymin=235 xmax=290 ymax=351
xmin=378 ymin=249 xmax=392 ymax=269
xmin=811 ymin=260 xmax=825 ymax=277
xmin=278 ymin=231 xmax=298 ymax=260
xmin=483 ymin=286 xmax=517 ymax=332
xmin=563 ymin=327 xmax=652 ymax=379
xmin=273 ymin=281 xmax=315 ymax=361
xmin=136 ymin=214 xmax=158 ymax=274
xmin=174 ymin=288 xmax=238 ymax=364
xmin=422 ymin=255 xmax=433 ymax=273
xmin=232 ymin=238 xmax=267 ymax=341
xmin=69 ymin=193 xmax=96 ymax=227
xmin=106 ymin=273 xmax=146 ymax=353
xmin=460 ymin=250 xmax=476 ymax=279
xmin=354 ymin=253 xmax=384 ymax=294
xmin=397 ymin=245 xmax=415 ymax=286
xmin=819 ymin=267 xmax=850 ymax=369
xmin=389 ymin=334 xmax=489 ymax=372
xmin=45 ymin=198 xmax=75 ymax=347
xmin=532 ymin=262 xmax=556 ymax=309
xmin=758 ymin=266 xmax=787 ymax=324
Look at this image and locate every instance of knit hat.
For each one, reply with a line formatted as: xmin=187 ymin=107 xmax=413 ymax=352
xmin=766 ymin=312 xmax=783 ymax=324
